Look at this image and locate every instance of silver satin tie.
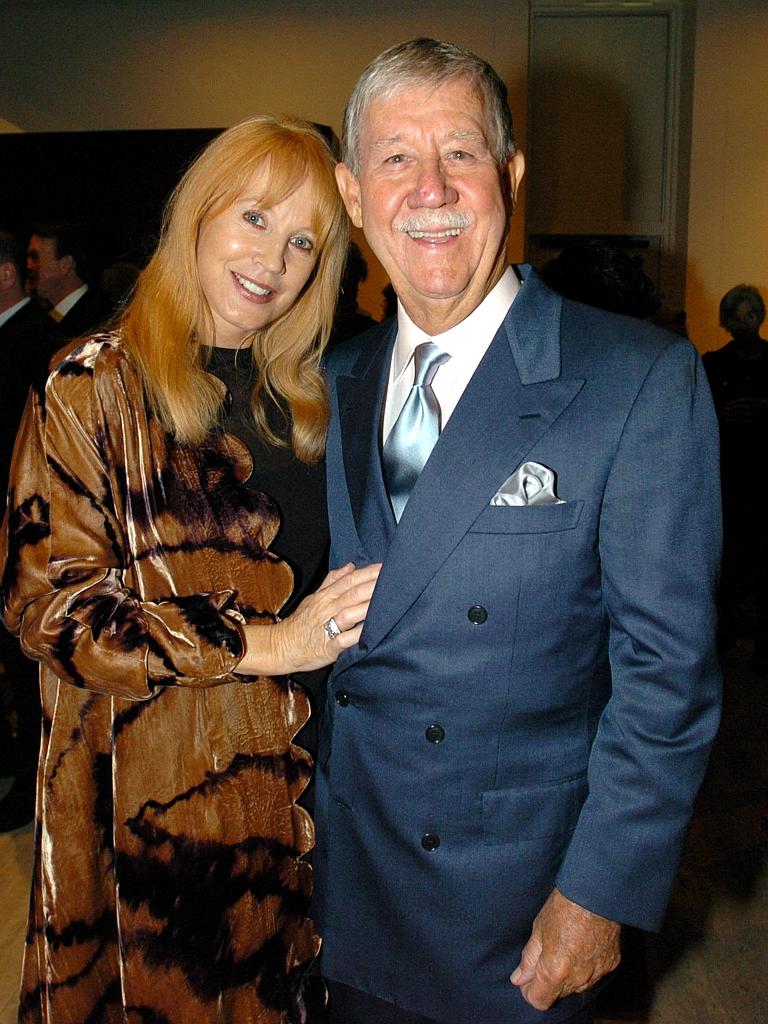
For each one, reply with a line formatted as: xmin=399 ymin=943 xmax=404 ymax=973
xmin=384 ymin=341 xmax=450 ymax=521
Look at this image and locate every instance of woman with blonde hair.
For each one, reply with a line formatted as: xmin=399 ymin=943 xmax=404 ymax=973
xmin=1 ymin=115 xmax=378 ymax=1024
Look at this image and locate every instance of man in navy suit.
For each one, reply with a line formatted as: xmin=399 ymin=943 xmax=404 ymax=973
xmin=314 ymin=39 xmax=722 ymax=1024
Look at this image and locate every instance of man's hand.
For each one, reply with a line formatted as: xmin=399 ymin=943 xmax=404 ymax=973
xmin=510 ymin=888 xmax=621 ymax=1011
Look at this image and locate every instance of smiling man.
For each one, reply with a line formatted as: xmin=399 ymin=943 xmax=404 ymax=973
xmin=314 ymin=39 xmax=722 ymax=1024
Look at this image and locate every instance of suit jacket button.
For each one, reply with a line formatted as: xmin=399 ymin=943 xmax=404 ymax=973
xmin=335 ymin=690 xmax=350 ymax=706
xmin=425 ymin=724 xmax=445 ymax=744
xmin=468 ymin=605 xmax=488 ymax=624
xmin=421 ymin=832 xmax=440 ymax=851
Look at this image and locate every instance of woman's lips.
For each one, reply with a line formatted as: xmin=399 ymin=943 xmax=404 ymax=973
xmin=232 ymin=270 xmax=274 ymax=301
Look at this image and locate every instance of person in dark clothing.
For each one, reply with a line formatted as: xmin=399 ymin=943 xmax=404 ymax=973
xmin=0 ymin=229 xmax=62 ymax=831
xmin=27 ymin=220 xmax=115 ymax=338
xmin=703 ymin=284 xmax=768 ymax=671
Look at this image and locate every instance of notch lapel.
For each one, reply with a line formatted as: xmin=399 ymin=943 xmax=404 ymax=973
xmin=334 ymin=322 xmax=396 ymax=562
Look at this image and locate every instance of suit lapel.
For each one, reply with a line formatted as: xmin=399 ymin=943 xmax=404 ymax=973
xmin=335 ymin=267 xmax=584 ymax=672
xmin=335 ymin=321 xmax=397 ymax=561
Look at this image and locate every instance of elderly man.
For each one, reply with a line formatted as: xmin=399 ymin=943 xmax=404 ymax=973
xmin=314 ymin=39 xmax=722 ymax=1024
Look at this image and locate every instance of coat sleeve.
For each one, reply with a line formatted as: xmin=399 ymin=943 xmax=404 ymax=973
xmin=1 ymin=360 xmax=247 ymax=702
xmin=555 ymin=338 xmax=722 ymax=930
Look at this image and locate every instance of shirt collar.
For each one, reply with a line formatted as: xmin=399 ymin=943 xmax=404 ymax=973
xmin=55 ymin=283 xmax=88 ymax=317
xmin=391 ymin=266 xmax=519 ymax=382
xmin=0 ymin=296 xmax=30 ymax=330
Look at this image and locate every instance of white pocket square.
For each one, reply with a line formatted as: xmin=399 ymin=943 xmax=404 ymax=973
xmin=490 ymin=462 xmax=565 ymax=506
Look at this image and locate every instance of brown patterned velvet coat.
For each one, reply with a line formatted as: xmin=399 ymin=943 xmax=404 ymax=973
xmin=0 ymin=334 xmax=319 ymax=1024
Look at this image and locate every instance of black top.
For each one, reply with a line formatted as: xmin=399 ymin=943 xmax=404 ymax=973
xmin=207 ymin=345 xmax=329 ymax=617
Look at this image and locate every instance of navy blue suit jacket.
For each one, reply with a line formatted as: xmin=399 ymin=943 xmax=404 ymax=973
xmin=314 ymin=267 xmax=722 ymax=1023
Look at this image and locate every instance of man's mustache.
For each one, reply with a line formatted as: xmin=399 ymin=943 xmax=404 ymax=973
xmin=395 ymin=212 xmax=472 ymax=234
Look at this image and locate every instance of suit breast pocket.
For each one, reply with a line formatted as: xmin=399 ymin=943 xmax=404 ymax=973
xmin=481 ymin=772 xmax=588 ymax=844
xmin=469 ymin=500 xmax=584 ymax=535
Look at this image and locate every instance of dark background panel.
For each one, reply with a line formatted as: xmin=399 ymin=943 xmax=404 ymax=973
xmin=0 ymin=124 xmax=337 ymax=274
xmin=0 ymin=129 xmax=222 ymax=269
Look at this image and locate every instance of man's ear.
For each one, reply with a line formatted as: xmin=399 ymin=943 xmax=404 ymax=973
xmin=505 ymin=151 xmax=526 ymax=213
xmin=335 ymin=162 xmax=363 ymax=228
xmin=58 ymin=252 xmax=75 ymax=276
xmin=0 ymin=260 xmax=16 ymax=291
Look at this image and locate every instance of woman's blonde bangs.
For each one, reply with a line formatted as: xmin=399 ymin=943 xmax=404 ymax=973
xmin=195 ymin=119 xmax=340 ymax=248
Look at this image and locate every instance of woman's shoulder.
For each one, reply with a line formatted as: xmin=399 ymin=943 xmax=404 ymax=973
xmin=45 ymin=330 xmax=144 ymax=415
xmin=47 ymin=330 xmax=145 ymax=394
xmin=49 ymin=330 xmax=129 ymax=377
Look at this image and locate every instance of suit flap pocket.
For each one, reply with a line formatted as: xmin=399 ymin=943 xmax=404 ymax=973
xmin=470 ymin=500 xmax=583 ymax=535
xmin=481 ymin=772 xmax=588 ymax=844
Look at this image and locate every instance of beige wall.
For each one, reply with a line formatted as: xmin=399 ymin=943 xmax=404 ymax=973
xmin=0 ymin=0 xmax=529 ymax=318
xmin=5 ymin=1 xmax=765 ymax=339
xmin=686 ymin=0 xmax=768 ymax=351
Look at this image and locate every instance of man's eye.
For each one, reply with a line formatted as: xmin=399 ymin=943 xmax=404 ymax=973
xmin=385 ymin=154 xmax=406 ymax=164
xmin=450 ymin=150 xmax=470 ymax=160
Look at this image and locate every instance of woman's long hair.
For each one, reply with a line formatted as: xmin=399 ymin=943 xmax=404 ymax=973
xmin=120 ymin=115 xmax=348 ymax=461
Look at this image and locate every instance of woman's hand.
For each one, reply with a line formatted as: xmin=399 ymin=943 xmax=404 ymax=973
xmin=235 ymin=562 xmax=381 ymax=677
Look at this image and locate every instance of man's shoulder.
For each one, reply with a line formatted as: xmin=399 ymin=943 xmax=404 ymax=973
xmin=2 ymin=299 xmax=58 ymax=336
xmin=0 ymin=303 xmax=62 ymax=371
xmin=512 ymin=266 xmax=697 ymax=386
xmin=558 ymin=295 xmax=697 ymax=371
xmin=60 ymin=287 xmax=115 ymax=337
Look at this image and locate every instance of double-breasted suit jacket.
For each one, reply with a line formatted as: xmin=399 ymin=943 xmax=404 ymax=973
xmin=314 ymin=267 xmax=722 ymax=1023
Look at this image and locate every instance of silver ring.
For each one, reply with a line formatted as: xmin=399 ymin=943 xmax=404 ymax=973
xmin=323 ymin=616 xmax=342 ymax=641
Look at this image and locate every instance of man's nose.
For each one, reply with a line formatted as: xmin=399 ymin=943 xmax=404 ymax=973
xmin=407 ymin=160 xmax=458 ymax=209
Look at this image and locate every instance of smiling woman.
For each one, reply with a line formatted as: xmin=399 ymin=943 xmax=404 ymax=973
xmin=197 ymin=175 xmax=320 ymax=349
xmin=0 ymin=115 xmax=381 ymax=1024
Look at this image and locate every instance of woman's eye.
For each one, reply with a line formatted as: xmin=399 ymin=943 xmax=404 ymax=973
xmin=244 ymin=210 xmax=264 ymax=226
xmin=291 ymin=236 xmax=314 ymax=252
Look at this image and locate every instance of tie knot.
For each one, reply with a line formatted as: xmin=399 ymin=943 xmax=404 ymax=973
xmin=412 ymin=342 xmax=450 ymax=388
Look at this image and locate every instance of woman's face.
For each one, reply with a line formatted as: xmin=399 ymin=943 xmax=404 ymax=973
xmin=197 ymin=171 xmax=320 ymax=348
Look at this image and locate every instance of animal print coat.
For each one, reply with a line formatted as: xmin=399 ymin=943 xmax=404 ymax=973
xmin=1 ymin=335 xmax=319 ymax=1024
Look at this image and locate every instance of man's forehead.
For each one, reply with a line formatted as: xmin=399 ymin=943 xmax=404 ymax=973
xmin=367 ymin=77 xmax=482 ymax=112
xmin=369 ymin=126 xmax=488 ymax=149
xmin=361 ymin=84 xmax=491 ymax=148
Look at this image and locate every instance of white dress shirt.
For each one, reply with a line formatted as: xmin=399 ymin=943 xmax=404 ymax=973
xmin=0 ymin=296 xmax=30 ymax=330
xmin=54 ymin=283 xmax=89 ymax=318
xmin=382 ymin=267 xmax=520 ymax=442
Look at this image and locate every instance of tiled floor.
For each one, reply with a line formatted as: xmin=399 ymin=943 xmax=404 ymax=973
xmin=0 ymin=643 xmax=765 ymax=1023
